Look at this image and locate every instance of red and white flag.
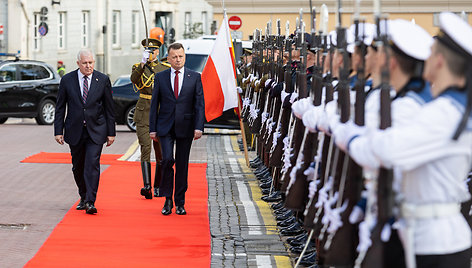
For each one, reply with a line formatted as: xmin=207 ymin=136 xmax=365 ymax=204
xmin=201 ymin=14 xmax=238 ymax=122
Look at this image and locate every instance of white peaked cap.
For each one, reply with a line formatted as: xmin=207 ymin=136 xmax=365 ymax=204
xmin=388 ymin=19 xmax=433 ymax=61
xmin=437 ymin=12 xmax=472 ymax=59
xmin=348 ymin=22 xmax=377 ymax=47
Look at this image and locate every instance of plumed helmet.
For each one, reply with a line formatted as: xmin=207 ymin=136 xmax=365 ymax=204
xmin=150 ymin=27 xmax=165 ymax=44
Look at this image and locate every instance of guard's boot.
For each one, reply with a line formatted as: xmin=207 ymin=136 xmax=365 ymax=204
xmin=153 ymin=161 xmax=163 ymax=197
xmin=140 ymin=162 xmax=152 ymax=199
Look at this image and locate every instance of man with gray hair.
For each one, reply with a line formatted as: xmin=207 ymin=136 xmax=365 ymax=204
xmin=54 ymin=49 xmax=116 ymax=215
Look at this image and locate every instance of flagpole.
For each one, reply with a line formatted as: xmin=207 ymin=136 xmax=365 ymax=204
xmin=215 ymin=0 xmax=249 ymax=167
xmin=221 ymin=0 xmax=250 ymax=167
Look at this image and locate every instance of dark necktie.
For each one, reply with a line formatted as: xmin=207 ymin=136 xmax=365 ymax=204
xmin=174 ymin=70 xmax=180 ymax=99
xmin=82 ymin=76 xmax=89 ymax=103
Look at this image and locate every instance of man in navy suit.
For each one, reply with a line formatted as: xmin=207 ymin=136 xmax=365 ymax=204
xmin=54 ymin=49 xmax=116 ymax=215
xmin=149 ymin=43 xmax=205 ymax=215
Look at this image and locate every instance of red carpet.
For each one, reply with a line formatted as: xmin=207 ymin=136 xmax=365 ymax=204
xmin=23 ymin=153 xmax=210 ymax=268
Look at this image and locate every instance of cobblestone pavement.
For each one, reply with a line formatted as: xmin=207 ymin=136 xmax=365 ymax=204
xmin=206 ymin=134 xmax=291 ymax=268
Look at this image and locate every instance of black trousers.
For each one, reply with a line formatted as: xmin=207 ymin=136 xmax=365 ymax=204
xmin=69 ymin=126 xmax=103 ymax=203
xmin=159 ymin=129 xmax=193 ymax=206
xmin=416 ymin=247 xmax=471 ymax=268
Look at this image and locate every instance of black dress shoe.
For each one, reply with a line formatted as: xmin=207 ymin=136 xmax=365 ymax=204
xmin=295 ymin=251 xmax=317 ymax=266
xmin=289 ymin=242 xmax=316 ymax=254
xmin=274 ymin=207 xmax=290 ymax=215
xmin=288 ymin=234 xmax=308 ymax=246
xmin=176 ymin=206 xmax=187 ymax=215
xmin=271 ymin=201 xmax=285 ymax=210
xmin=85 ymin=202 xmax=97 ymax=214
xmin=286 ymin=233 xmax=308 ymax=244
xmin=259 ymin=181 xmax=272 ymax=189
xmin=280 ymin=222 xmax=304 ymax=236
xmin=277 ymin=216 xmax=296 ymax=227
xmin=261 ymin=192 xmax=282 ymax=202
xmin=261 ymin=188 xmax=271 ymax=195
xmin=276 ymin=210 xmax=293 ymax=221
xmin=161 ymin=198 xmax=173 ymax=215
xmin=76 ymin=199 xmax=86 ymax=210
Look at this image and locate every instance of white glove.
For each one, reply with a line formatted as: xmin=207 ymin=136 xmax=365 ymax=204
xmin=141 ymin=50 xmax=150 ymax=64
xmin=236 ymin=87 xmax=243 ymax=94
xmin=302 ymin=105 xmax=323 ymax=132
xmin=317 ymin=100 xmax=337 ymax=134
xmin=332 ymin=120 xmax=367 ymax=152
xmin=291 ymin=98 xmax=313 ymax=119
xmin=265 ymin=79 xmax=273 ymax=88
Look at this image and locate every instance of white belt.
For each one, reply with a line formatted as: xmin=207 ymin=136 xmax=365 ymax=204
xmin=400 ymin=202 xmax=461 ymax=268
xmin=401 ymin=203 xmax=461 ymax=219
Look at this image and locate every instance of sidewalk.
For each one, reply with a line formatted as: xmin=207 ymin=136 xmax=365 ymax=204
xmin=205 ymin=134 xmax=291 ymax=268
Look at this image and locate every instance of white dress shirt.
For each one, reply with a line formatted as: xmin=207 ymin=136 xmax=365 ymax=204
xmin=170 ymin=67 xmax=184 ymax=96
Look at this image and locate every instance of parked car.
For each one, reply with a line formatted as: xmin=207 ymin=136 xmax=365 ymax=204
xmin=112 ymin=75 xmax=138 ymax=131
xmin=0 ymin=59 xmax=60 ymax=125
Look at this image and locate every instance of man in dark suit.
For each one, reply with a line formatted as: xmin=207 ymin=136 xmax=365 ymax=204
xmin=149 ymin=43 xmax=205 ymax=215
xmin=54 ymin=49 xmax=116 ymax=215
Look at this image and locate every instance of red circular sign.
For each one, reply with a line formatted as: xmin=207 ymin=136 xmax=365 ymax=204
xmin=0 ymin=25 xmax=3 ymax=35
xmin=228 ymin=16 xmax=242 ymax=31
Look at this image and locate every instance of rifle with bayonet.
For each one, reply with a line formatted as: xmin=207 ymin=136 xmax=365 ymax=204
xmin=269 ymin=21 xmax=294 ymax=168
xmin=358 ymin=12 xmax=394 ymax=268
xmin=303 ymin=3 xmax=330 ymax=231
xmin=280 ymin=10 xmax=309 ymax=199
xmin=324 ymin=2 xmax=366 ymax=265
xmin=284 ymin=7 xmax=322 ymax=211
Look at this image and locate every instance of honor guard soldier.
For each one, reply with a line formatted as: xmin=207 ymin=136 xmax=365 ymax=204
xmin=130 ymin=36 xmax=170 ymax=199
xmin=330 ymin=12 xmax=472 ymax=268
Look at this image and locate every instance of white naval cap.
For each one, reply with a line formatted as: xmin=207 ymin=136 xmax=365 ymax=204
xmin=436 ymin=12 xmax=472 ymax=59
xmin=348 ymin=22 xmax=377 ymax=47
xmin=388 ymin=19 xmax=433 ymax=61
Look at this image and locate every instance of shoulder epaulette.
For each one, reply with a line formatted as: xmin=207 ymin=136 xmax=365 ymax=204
xmin=161 ymin=62 xmax=171 ymax=68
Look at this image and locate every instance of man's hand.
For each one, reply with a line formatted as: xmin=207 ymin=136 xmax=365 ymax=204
xmin=106 ymin=136 xmax=115 ymax=147
xmin=194 ymin=130 xmax=203 ymax=140
xmin=150 ymin=132 xmax=158 ymax=141
xmin=55 ymin=135 xmax=64 ymax=145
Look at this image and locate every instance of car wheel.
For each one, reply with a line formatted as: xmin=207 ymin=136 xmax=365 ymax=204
xmin=125 ymin=104 xmax=136 ymax=132
xmin=35 ymin=99 xmax=55 ymax=125
xmin=0 ymin=117 xmax=8 ymax=124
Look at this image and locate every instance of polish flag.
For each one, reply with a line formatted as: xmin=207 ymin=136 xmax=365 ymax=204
xmin=201 ymin=14 xmax=238 ymax=122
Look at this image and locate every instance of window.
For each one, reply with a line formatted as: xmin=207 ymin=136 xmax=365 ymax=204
xmin=58 ymin=12 xmax=66 ymax=49
xmin=33 ymin=13 xmax=40 ymax=51
xmin=201 ymin=12 xmax=207 ymax=34
xmin=18 ymin=64 xmax=51 ymax=81
xmin=131 ymin=11 xmax=139 ymax=47
xmin=81 ymin=11 xmax=90 ymax=48
xmin=0 ymin=65 xmax=17 ymax=82
xmin=184 ymin=12 xmax=191 ymax=37
xmin=112 ymin=10 xmax=121 ymax=47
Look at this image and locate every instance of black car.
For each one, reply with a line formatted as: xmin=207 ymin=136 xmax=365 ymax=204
xmin=112 ymin=74 xmax=240 ymax=132
xmin=112 ymin=75 xmax=138 ymax=131
xmin=0 ymin=59 xmax=60 ymax=125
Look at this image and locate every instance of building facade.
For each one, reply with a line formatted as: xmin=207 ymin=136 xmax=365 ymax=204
xmin=0 ymin=0 xmax=213 ymax=81
xmin=207 ymin=0 xmax=471 ymax=40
